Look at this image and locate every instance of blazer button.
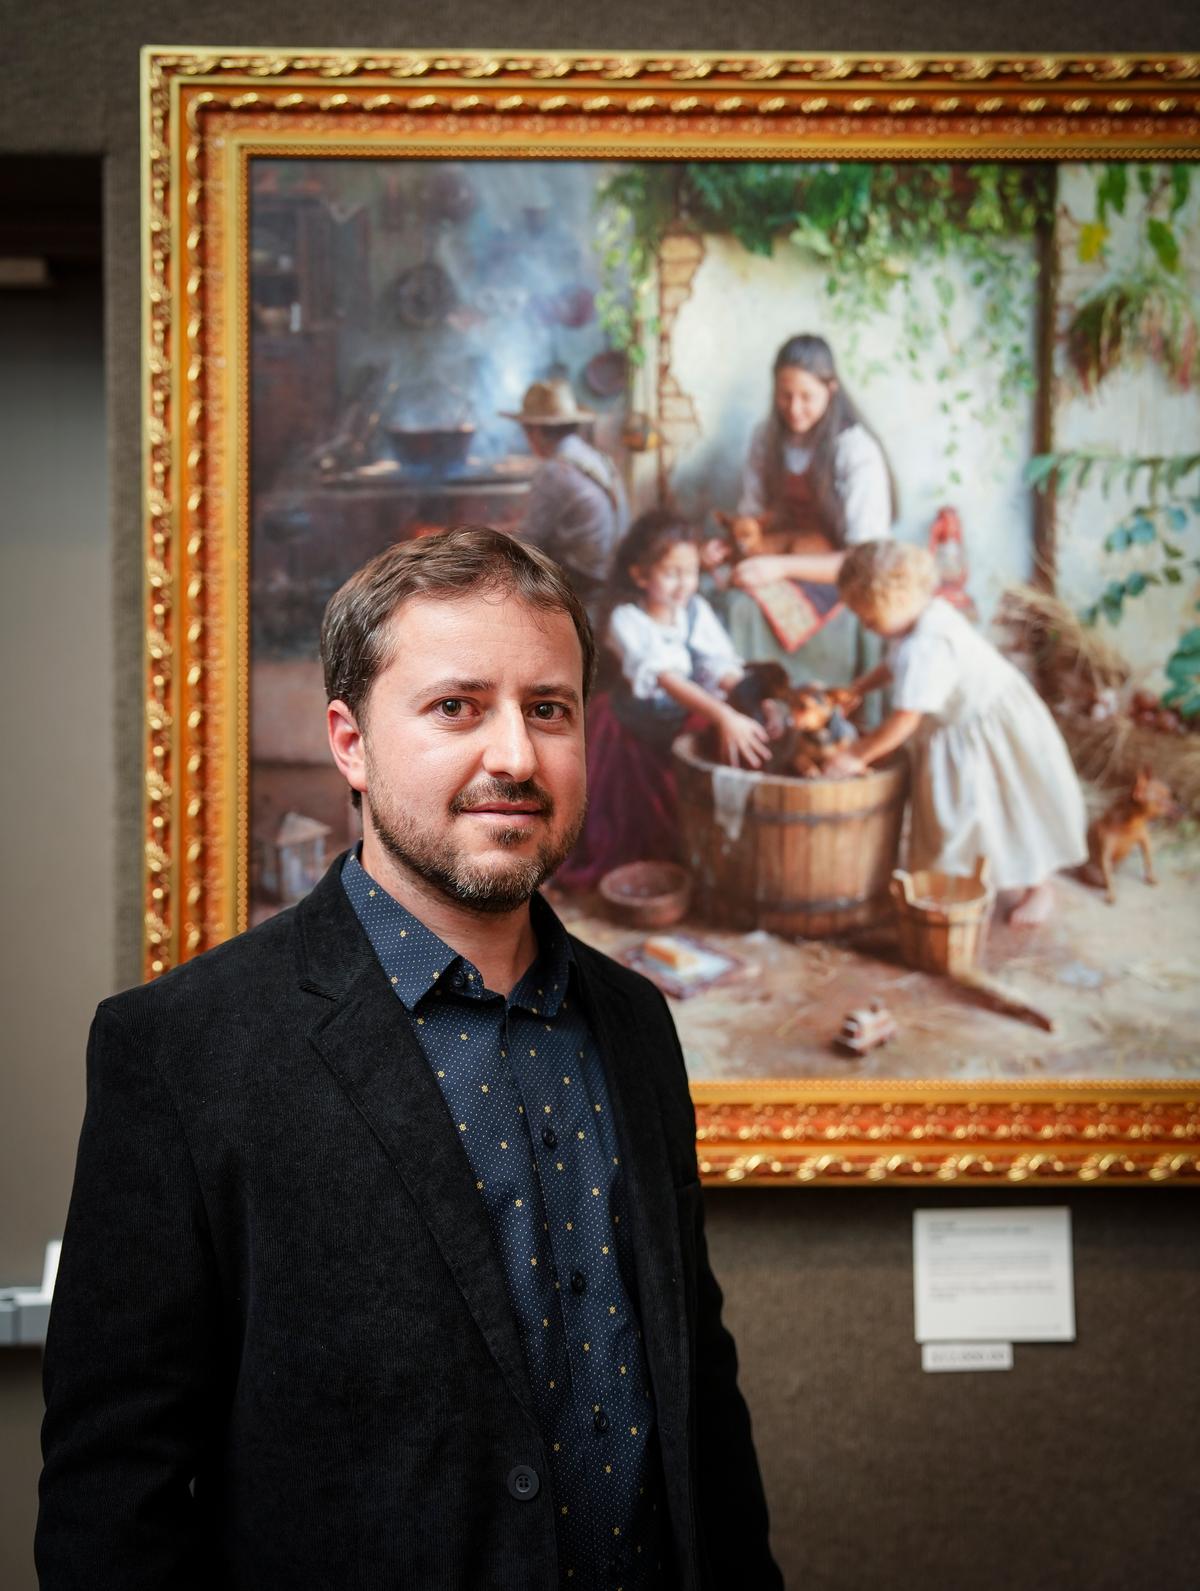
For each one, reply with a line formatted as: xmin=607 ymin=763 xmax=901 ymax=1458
xmin=542 ymin=1126 xmax=558 ymax=1149
xmin=507 ymin=1464 xmax=540 ymax=1501
xmin=593 ymin=1409 xmax=609 ymax=1434
xmin=570 ymin=1270 xmax=587 ymax=1295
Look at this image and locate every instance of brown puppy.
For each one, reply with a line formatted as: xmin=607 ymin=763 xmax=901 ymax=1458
xmin=725 ymin=669 xmax=859 ymax=777
xmin=710 ymin=510 xmax=838 ymax=564
xmin=712 ymin=510 xmax=788 ymax=560
xmin=783 ymin=684 xmax=860 ymax=777
xmin=1086 ymin=766 xmax=1181 ymax=903
xmin=724 ymin=663 xmax=797 ymax=771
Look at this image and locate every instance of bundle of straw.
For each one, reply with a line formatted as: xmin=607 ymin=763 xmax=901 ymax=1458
xmin=1063 ymin=715 xmax=1200 ymax=814
xmin=994 ymin=585 xmax=1130 ymax=704
xmin=996 ymin=586 xmax=1200 ymax=813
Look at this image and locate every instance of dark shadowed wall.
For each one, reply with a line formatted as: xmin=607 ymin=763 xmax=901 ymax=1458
xmin=1 ymin=5 xmax=1197 ymax=1589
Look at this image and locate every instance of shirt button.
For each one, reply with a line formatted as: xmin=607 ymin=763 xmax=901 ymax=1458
xmin=570 ymin=1271 xmax=587 ymax=1295
xmin=507 ymin=1464 xmax=540 ymax=1501
xmin=542 ymin=1127 xmax=558 ymax=1150
xmin=593 ymin=1409 xmax=609 ymax=1434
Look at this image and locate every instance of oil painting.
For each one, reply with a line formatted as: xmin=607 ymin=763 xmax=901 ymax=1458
xmin=143 ymin=50 xmax=1200 ymax=1182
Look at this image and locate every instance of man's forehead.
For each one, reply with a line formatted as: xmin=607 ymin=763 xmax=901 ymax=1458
xmin=379 ymin=587 xmax=582 ymax=676
xmin=385 ymin=585 xmax=573 ymax=634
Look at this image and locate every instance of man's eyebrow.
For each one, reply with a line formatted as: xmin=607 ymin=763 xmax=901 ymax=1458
xmin=413 ymin=678 xmax=581 ymax=708
xmin=418 ymin=678 xmax=494 ymax=700
xmin=529 ymin=682 xmax=581 ymax=707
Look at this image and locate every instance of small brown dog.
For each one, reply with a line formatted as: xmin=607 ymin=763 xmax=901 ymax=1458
xmin=710 ymin=510 xmax=834 ymax=563
xmin=712 ymin=510 xmax=786 ymax=560
xmin=784 ymin=684 xmax=861 ymax=777
xmin=725 ymin=663 xmax=859 ymax=776
xmin=1086 ymin=766 xmax=1181 ymax=903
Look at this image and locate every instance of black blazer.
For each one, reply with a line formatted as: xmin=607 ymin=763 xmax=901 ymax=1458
xmin=37 ymin=859 xmax=781 ymax=1589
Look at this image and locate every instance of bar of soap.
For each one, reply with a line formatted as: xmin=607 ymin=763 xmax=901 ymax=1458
xmin=643 ymin=936 xmax=702 ymax=974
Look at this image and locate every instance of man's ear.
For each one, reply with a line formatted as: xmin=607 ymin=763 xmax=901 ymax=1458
xmin=327 ymin=699 xmax=368 ymax=797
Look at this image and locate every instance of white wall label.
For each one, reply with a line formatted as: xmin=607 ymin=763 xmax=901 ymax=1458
xmin=913 ymin=1207 xmax=1075 ymax=1344
xmin=921 ymin=1341 xmax=1014 ymax=1373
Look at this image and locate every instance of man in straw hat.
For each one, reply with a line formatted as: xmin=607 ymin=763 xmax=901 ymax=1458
xmin=502 ymin=377 xmax=628 ymax=625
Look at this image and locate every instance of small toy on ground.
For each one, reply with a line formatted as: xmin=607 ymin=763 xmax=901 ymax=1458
xmin=1086 ymin=766 xmax=1182 ymax=902
xmin=834 ymin=999 xmax=898 ymax=1055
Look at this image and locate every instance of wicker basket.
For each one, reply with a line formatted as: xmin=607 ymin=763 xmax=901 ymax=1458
xmin=890 ymin=856 xmax=993 ymax=975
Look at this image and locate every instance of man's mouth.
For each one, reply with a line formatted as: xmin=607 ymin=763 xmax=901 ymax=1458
xmin=462 ymin=802 xmax=543 ymax=817
xmin=452 ymin=782 xmax=552 ymax=821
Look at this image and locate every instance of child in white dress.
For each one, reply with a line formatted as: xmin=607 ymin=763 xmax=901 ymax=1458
xmin=825 ymin=540 xmax=1088 ymax=924
xmin=556 ymin=509 xmax=770 ymax=889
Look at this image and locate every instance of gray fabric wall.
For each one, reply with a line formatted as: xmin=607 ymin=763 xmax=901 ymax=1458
xmin=2 ymin=5 xmax=1198 ymax=1589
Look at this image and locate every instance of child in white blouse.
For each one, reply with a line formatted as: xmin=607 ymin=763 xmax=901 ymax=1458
xmin=556 ymin=510 xmax=769 ymax=890
xmin=824 ymin=540 xmax=1088 ymax=924
xmin=607 ymin=510 xmax=770 ymax=769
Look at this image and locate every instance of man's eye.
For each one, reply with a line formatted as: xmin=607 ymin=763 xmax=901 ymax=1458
xmin=437 ymin=699 xmax=466 ymax=717
xmin=530 ymin=702 xmax=567 ymax=722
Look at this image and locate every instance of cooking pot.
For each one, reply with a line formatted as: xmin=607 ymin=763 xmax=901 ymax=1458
xmin=384 ymin=424 xmax=476 ymax=475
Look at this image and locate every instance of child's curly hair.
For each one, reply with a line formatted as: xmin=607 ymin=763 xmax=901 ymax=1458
xmin=838 ymin=539 xmax=937 ymax=626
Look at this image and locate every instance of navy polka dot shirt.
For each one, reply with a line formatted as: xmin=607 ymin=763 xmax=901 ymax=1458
xmin=343 ymin=853 xmax=669 ymax=1589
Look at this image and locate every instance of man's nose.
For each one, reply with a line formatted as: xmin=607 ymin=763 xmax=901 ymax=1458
xmin=481 ymin=703 xmax=538 ymax=781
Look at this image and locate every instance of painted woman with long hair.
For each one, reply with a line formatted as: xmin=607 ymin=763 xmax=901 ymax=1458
xmin=725 ymin=333 xmax=897 ymax=688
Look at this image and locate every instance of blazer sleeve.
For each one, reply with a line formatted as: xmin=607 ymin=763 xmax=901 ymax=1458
xmin=691 ymin=1181 xmax=784 ymax=1589
xmin=36 ymin=1001 xmax=222 ymax=1590
xmin=658 ymin=1001 xmax=784 ymax=1590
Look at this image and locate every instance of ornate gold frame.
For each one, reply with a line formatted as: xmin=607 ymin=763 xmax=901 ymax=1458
xmin=142 ymin=48 xmax=1200 ymax=1186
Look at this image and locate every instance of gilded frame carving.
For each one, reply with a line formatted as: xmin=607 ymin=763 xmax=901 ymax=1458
xmin=142 ymin=48 xmax=1200 ymax=1186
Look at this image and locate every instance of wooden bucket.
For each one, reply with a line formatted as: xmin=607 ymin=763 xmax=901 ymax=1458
xmin=673 ymin=734 xmax=909 ymax=938
xmin=890 ymin=856 xmax=992 ymax=975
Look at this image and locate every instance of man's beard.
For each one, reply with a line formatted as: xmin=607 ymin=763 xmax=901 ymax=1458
xmin=366 ymin=775 xmax=585 ymax=915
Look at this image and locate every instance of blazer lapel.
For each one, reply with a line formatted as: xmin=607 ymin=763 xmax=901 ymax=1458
xmin=295 ymin=862 xmax=536 ymax=1421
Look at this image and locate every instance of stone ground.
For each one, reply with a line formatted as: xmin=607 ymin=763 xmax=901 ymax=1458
xmin=550 ymin=825 xmax=1200 ymax=1084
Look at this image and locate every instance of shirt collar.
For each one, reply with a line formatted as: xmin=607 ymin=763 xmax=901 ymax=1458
xmin=342 ymin=848 xmax=575 ymax=1015
xmin=512 ymin=893 xmax=573 ymax=1017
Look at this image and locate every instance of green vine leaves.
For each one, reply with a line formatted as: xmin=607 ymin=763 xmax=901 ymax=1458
xmin=594 ymin=162 xmax=1050 ymax=495
xmin=1028 ymin=164 xmax=1200 ymax=712
xmin=1027 ymin=451 xmax=1200 ymax=630
xmin=591 ymin=159 xmax=1200 ymax=714
xmin=1066 ymin=164 xmax=1198 ymax=392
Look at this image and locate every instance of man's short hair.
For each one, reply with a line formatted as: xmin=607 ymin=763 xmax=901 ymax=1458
xmin=321 ymin=524 xmax=597 ymax=725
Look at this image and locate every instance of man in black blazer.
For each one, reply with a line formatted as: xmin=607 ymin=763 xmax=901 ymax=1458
xmin=37 ymin=526 xmax=782 ymax=1589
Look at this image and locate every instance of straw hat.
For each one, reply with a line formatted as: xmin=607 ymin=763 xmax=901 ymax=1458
xmin=499 ymin=378 xmax=594 ymax=426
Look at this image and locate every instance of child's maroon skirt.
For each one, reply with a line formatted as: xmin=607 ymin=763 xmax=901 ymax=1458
xmin=555 ymin=693 xmax=701 ymax=891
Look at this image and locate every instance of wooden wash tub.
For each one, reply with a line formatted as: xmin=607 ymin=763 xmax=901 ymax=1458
xmin=673 ymin=733 xmax=909 ymax=938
